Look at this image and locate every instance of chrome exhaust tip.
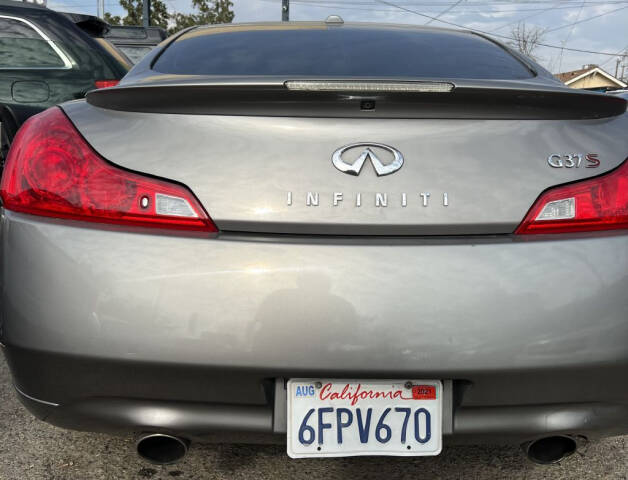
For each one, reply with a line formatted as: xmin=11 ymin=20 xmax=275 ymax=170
xmin=523 ymin=435 xmax=579 ymax=464
xmin=136 ymin=433 xmax=189 ymax=465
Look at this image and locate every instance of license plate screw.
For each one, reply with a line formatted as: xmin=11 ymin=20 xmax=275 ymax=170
xmin=404 ymin=381 xmax=413 ymax=389
xmin=315 ymin=381 xmax=322 ymax=389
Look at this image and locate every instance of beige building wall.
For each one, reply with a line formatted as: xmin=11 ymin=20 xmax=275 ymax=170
xmin=567 ymin=72 xmax=620 ymax=89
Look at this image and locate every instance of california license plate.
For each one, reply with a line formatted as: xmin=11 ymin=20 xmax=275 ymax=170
xmin=287 ymin=379 xmax=442 ymax=458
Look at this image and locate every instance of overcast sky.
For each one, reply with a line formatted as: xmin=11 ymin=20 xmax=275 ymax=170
xmin=49 ymin=0 xmax=628 ymax=75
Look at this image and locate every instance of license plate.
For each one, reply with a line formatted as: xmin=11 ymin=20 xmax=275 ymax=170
xmin=287 ymin=379 xmax=442 ymax=458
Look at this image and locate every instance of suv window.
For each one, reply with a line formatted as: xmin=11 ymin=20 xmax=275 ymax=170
xmin=118 ymin=45 xmax=153 ymax=64
xmin=153 ymin=25 xmax=533 ymax=80
xmin=0 ymin=16 xmax=66 ymax=68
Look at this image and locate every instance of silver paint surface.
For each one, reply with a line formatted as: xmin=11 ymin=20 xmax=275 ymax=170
xmin=2 ymin=212 xmax=627 ymax=389
xmin=62 ymin=101 xmax=628 ymax=235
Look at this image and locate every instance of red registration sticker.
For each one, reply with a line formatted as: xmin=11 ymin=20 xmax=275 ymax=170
xmin=412 ymin=385 xmax=436 ymax=400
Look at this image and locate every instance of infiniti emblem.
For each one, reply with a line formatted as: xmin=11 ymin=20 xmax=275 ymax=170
xmin=332 ymin=143 xmax=404 ymax=176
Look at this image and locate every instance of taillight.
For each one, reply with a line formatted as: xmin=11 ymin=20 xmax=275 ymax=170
xmin=94 ymin=80 xmax=119 ymax=89
xmin=0 ymin=107 xmax=217 ymax=233
xmin=515 ymin=158 xmax=628 ymax=234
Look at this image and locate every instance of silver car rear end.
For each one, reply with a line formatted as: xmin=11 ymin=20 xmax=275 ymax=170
xmin=1 ymin=22 xmax=627 ymax=458
xmin=3 ymin=210 xmax=628 ymax=444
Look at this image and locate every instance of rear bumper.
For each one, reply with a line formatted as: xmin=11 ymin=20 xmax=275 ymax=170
xmin=2 ymin=211 xmax=628 ymax=442
xmin=9 ymin=366 xmax=628 ymax=445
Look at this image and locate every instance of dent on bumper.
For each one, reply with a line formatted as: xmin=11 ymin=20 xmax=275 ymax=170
xmin=1 ymin=211 xmax=628 ymax=410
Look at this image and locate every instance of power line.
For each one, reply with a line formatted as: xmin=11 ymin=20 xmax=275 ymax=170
xmin=296 ymin=0 xmax=628 ymax=4
xmin=374 ymin=0 xmax=628 ymax=56
xmin=289 ymin=0 xmax=628 ymax=59
xmin=488 ymin=2 xmax=559 ymax=32
xmin=294 ymin=0 xmax=628 ymax=7
xmin=424 ymin=0 xmax=463 ymax=25
xmin=545 ymin=4 xmax=628 ymax=32
xmin=290 ymin=0 xmax=627 ymax=14
xmin=598 ymin=44 xmax=628 ymax=66
xmin=557 ymin=0 xmax=585 ymax=72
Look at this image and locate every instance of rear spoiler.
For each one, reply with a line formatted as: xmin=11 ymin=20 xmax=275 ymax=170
xmin=86 ymin=79 xmax=627 ymax=120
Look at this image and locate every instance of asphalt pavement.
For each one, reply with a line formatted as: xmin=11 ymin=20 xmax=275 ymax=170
xmin=1 ymin=355 xmax=626 ymax=480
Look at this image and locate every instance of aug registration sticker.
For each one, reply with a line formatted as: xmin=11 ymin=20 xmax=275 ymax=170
xmin=287 ymin=379 xmax=442 ymax=458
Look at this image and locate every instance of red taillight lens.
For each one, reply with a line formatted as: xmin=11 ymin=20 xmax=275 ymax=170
xmin=94 ymin=80 xmax=119 ymax=89
xmin=0 ymin=107 xmax=217 ymax=233
xmin=515 ymin=158 xmax=628 ymax=234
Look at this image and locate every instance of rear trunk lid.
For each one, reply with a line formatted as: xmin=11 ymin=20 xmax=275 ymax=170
xmin=64 ymin=81 xmax=627 ymax=235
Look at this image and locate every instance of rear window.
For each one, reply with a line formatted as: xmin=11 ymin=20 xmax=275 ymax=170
xmin=153 ymin=25 xmax=533 ymax=79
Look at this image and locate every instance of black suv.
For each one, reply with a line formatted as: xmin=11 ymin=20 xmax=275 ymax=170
xmin=104 ymin=25 xmax=167 ymax=64
xmin=0 ymin=0 xmax=130 ymax=162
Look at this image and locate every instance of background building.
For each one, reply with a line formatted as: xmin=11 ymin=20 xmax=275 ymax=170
xmin=555 ymin=65 xmax=627 ymax=91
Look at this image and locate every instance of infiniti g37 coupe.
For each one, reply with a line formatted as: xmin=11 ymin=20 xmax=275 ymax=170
xmin=1 ymin=20 xmax=627 ymax=465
